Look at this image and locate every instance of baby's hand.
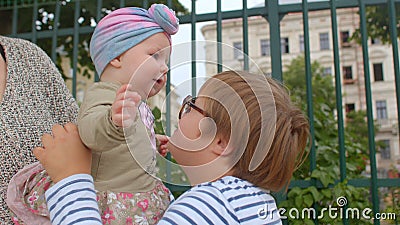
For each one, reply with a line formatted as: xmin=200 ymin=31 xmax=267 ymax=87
xmin=112 ymin=84 xmax=141 ymax=127
xmin=156 ymin=134 xmax=169 ymax=157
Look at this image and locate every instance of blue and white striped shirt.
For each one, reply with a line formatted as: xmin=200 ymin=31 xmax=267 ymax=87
xmin=45 ymin=175 xmax=282 ymax=224
xmin=158 ymin=176 xmax=282 ymax=225
xmin=45 ymin=174 xmax=101 ymax=225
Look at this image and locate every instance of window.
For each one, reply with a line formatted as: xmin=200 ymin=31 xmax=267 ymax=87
xmin=340 ymin=31 xmax=350 ymax=46
xmin=380 ymin=140 xmax=391 ymax=159
xmin=299 ymin=35 xmax=304 ymax=52
xmin=233 ymin=42 xmax=243 ymax=59
xmin=260 ymin=39 xmax=270 ymax=56
xmin=345 ymin=103 xmax=355 ymax=113
xmin=376 ymin=100 xmax=388 ymax=119
xmin=343 ymin=66 xmax=353 ymax=81
xmin=373 ymin=63 xmax=384 ymax=81
xmin=371 ymin=38 xmax=382 ymax=45
xmin=319 ymin=32 xmax=329 ymax=50
xmin=323 ymin=67 xmax=332 ymax=77
xmin=281 ymin=37 xmax=289 ymax=54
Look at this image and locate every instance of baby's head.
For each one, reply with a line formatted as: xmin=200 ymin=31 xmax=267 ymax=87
xmin=169 ymin=71 xmax=309 ymax=190
xmin=90 ymin=4 xmax=179 ymax=98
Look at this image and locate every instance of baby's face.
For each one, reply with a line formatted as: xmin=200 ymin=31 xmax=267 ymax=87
xmin=120 ymin=32 xmax=171 ymax=99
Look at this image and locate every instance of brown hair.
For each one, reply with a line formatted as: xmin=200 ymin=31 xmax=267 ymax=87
xmin=199 ymin=71 xmax=309 ymax=192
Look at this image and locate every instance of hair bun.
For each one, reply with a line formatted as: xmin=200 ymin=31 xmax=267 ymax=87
xmin=148 ymin=4 xmax=179 ymax=35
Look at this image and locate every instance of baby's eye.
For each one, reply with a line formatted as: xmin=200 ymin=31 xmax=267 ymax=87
xmin=151 ymin=52 xmax=159 ymax=59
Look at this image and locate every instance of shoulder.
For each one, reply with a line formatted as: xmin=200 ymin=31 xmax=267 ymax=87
xmin=0 ymin=36 xmax=47 ymax=58
xmin=159 ymin=177 xmax=241 ymax=224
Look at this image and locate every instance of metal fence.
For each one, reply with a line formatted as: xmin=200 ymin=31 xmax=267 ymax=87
xmin=1 ymin=0 xmax=399 ymax=224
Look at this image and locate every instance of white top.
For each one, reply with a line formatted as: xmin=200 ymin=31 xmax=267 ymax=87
xmin=45 ymin=175 xmax=282 ymax=225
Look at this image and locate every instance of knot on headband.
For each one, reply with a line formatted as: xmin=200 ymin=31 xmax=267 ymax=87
xmin=90 ymin=4 xmax=179 ymax=76
xmin=148 ymin=4 xmax=179 ymax=35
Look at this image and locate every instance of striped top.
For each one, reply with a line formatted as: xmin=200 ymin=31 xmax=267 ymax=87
xmin=45 ymin=174 xmax=101 ymax=225
xmin=158 ymin=176 xmax=282 ymax=225
xmin=45 ymin=175 xmax=282 ymax=224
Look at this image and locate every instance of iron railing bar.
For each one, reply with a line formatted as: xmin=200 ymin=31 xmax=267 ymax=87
xmin=388 ymin=0 xmax=400 ymax=136
xmin=72 ymin=0 xmax=80 ymax=98
xmin=191 ymin=0 xmax=196 ymax=97
xmin=11 ymin=0 xmax=17 ymax=36
xmin=30 ymin=0 xmax=38 ymax=43
xmin=217 ymin=0 xmax=222 ymax=73
xmin=359 ymin=1 xmax=380 ymax=224
xmin=242 ymin=0 xmax=249 ymax=71
xmin=51 ymin=0 xmax=60 ymax=62
xmin=330 ymin=0 xmax=347 ymax=183
xmin=266 ymin=0 xmax=282 ymax=81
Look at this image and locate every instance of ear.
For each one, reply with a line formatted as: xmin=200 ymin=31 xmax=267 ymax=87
xmin=109 ymin=55 xmax=122 ymax=68
xmin=211 ymin=135 xmax=232 ymax=156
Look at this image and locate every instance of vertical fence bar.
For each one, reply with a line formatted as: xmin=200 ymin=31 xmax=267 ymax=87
xmin=165 ymin=0 xmax=173 ymax=184
xmin=301 ymin=0 xmax=316 ymax=172
xmin=330 ymin=2 xmax=349 ymax=224
xmin=266 ymin=0 xmax=282 ymax=81
xmin=388 ymin=0 xmax=400 ymax=135
xmin=51 ymin=1 xmax=61 ymax=62
xmin=94 ymin=0 xmax=103 ymax=82
xmin=31 ymin=0 xmax=38 ymax=43
xmin=217 ymin=0 xmax=222 ymax=73
xmin=143 ymin=0 xmax=148 ymax=10
xmin=330 ymin=0 xmax=347 ymax=183
xmin=242 ymin=0 xmax=249 ymax=71
xmin=358 ymin=2 xmax=380 ymax=224
xmin=72 ymin=0 xmax=80 ymax=98
xmin=11 ymin=0 xmax=17 ymax=36
xmin=119 ymin=0 xmax=125 ymax=8
xmin=302 ymin=1 xmax=318 ymax=224
xmin=167 ymin=0 xmax=172 ymax=7
xmin=191 ymin=0 xmax=196 ymax=96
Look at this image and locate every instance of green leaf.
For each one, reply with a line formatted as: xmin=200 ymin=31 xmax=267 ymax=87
xmin=152 ymin=107 xmax=162 ymax=120
xmin=321 ymin=189 xmax=332 ymax=198
xmin=303 ymin=194 xmax=314 ymax=207
xmin=295 ymin=195 xmax=303 ymax=208
xmin=308 ymin=186 xmax=322 ymax=202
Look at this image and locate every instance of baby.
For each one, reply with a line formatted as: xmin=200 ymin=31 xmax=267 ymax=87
xmin=7 ymin=4 xmax=179 ymax=225
xmin=79 ymin=4 xmax=178 ymax=224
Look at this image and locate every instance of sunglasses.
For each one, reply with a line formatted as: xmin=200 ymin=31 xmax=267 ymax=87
xmin=178 ymin=95 xmax=208 ymax=119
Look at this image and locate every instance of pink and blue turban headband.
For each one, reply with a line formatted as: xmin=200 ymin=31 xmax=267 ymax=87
xmin=90 ymin=4 xmax=179 ymax=76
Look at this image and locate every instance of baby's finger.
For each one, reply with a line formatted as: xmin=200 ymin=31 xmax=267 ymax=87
xmin=116 ymin=84 xmax=131 ymax=95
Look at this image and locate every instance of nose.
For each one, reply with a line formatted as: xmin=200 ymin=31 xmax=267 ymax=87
xmin=160 ymin=63 xmax=168 ymax=75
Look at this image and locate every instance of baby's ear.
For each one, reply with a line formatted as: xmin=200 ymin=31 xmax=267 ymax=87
xmin=212 ymin=135 xmax=232 ymax=156
xmin=109 ymin=56 xmax=122 ymax=68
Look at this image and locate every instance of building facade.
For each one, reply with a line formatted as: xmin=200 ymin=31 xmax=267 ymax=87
xmin=201 ymin=8 xmax=399 ymax=177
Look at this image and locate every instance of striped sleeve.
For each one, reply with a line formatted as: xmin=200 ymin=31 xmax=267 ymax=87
xmin=157 ymin=186 xmax=238 ymax=225
xmin=45 ymin=174 xmax=102 ymax=225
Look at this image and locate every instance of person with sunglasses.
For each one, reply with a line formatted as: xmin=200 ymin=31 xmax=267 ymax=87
xmin=33 ymin=70 xmax=310 ymax=225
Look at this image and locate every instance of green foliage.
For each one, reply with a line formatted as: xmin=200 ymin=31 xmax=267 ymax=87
xmin=279 ymin=56 xmax=374 ymax=224
xmin=351 ymin=3 xmax=400 ymax=44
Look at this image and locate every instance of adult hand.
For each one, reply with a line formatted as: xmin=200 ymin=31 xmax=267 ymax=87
xmin=111 ymin=84 xmax=141 ymax=127
xmin=33 ymin=123 xmax=92 ymax=183
xmin=156 ymin=134 xmax=169 ymax=157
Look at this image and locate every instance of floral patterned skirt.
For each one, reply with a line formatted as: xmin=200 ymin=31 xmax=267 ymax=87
xmin=7 ymin=163 xmax=171 ymax=225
